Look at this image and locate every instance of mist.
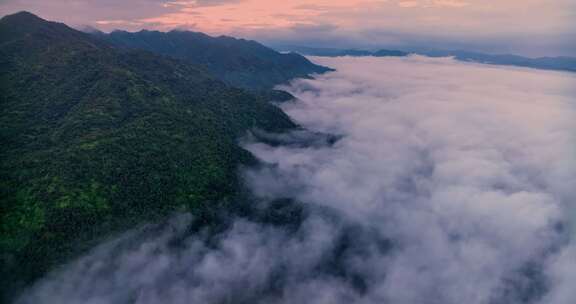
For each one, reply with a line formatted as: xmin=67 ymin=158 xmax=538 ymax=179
xmin=16 ymin=56 xmax=576 ymax=304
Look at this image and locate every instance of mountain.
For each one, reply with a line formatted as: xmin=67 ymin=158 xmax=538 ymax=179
xmin=273 ymin=45 xmax=409 ymax=58
xmin=0 ymin=11 xmax=298 ymax=300
xmin=95 ymin=30 xmax=332 ymax=90
xmin=373 ymin=49 xmax=410 ymax=57
xmin=408 ymin=49 xmax=576 ymax=73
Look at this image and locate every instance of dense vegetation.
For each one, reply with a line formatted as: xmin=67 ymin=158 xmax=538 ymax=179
xmin=0 ymin=11 xmax=299 ymax=300
xmin=96 ymin=29 xmax=332 ymax=90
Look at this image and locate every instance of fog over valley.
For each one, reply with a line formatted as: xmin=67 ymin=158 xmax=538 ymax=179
xmin=16 ymin=56 xmax=576 ymax=304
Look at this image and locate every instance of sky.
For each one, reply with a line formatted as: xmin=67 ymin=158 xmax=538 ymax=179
xmin=16 ymin=56 xmax=576 ymax=304
xmin=0 ymin=0 xmax=575 ymax=57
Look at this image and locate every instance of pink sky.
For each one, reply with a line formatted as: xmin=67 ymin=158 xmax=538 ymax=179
xmin=1 ymin=0 xmax=575 ymax=56
xmin=99 ymin=0 xmax=572 ymax=37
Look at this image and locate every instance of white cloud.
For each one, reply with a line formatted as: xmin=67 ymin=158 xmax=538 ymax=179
xmin=249 ymin=56 xmax=576 ymax=303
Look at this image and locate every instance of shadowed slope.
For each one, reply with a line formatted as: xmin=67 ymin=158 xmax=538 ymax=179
xmin=98 ymin=29 xmax=332 ymax=90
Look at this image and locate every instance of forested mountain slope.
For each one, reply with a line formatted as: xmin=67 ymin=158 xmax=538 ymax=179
xmin=0 ymin=11 xmax=296 ymax=300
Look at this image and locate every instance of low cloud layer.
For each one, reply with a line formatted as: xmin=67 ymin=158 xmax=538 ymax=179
xmin=17 ymin=56 xmax=576 ymax=304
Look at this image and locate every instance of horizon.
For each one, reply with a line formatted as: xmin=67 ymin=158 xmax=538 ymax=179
xmin=1 ymin=10 xmax=574 ymax=61
xmin=1 ymin=0 xmax=574 ymax=57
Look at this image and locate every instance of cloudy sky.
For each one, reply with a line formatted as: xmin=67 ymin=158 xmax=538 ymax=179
xmin=0 ymin=0 xmax=575 ymax=56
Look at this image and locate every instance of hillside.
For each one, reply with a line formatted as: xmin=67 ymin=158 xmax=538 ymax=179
xmin=0 ymin=11 xmax=296 ymax=300
xmin=96 ymin=30 xmax=332 ymax=90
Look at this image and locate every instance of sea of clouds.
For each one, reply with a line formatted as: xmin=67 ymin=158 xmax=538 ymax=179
xmin=16 ymin=56 xmax=576 ymax=304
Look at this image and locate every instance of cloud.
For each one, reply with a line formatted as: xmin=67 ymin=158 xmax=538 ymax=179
xmin=165 ymin=0 xmax=244 ymax=8
xmin=398 ymin=0 xmax=470 ymax=8
xmin=290 ymin=23 xmax=338 ymax=33
xmin=542 ymin=246 xmax=576 ymax=304
xmin=249 ymin=56 xmax=576 ymax=303
xmin=428 ymin=0 xmax=470 ymax=8
xmin=398 ymin=1 xmax=420 ymax=8
xmin=16 ymin=57 xmax=576 ymax=304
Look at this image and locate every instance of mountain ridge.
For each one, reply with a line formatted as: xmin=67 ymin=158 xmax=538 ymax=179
xmin=93 ymin=28 xmax=332 ymax=90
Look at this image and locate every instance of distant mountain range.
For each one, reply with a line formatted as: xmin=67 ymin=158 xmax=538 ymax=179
xmin=275 ymin=45 xmax=410 ymax=58
xmin=413 ymin=49 xmax=576 ymax=73
xmin=0 ymin=11 xmax=325 ymax=301
xmin=276 ymin=45 xmax=576 ymax=73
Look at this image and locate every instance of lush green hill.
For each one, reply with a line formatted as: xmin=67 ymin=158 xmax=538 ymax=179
xmin=96 ymin=29 xmax=331 ymax=90
xmin=0 ymin=11 xmax=296 ymax=300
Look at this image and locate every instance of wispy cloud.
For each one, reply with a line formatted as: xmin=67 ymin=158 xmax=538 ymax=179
xmin=164 ymin=0 xmax=245 ymax=8
xmin=398 ymin=0 xmax=470 ymax=8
